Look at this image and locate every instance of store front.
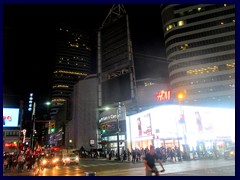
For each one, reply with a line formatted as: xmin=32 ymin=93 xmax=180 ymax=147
xmin=126 ymin=105 xmax=235 ymax=152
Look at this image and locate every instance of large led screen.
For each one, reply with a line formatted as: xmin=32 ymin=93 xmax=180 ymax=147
xmin=128 ymin=105 xmax=235 ymax=142
xmin=3 ymin=108 xmax=20 ymax=127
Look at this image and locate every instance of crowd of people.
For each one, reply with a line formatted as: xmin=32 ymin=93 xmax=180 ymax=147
xmin=103 ymin=145 xmax=183 ymax=163
xmin=3 ymin=152 xmax=43 ymax=175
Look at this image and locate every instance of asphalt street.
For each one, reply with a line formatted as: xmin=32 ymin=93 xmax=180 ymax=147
xmin=3 ymin=158 xmax=235 ymax=176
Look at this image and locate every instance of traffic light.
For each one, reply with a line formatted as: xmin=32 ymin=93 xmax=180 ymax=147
xmin=50 ymin=121 xmax=55 ymax=133
xmin=102 ymin=124 xmax=106 ymax=133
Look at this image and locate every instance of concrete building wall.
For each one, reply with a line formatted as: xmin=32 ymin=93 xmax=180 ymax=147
xmin=71 ymin=77 xmax=98 ymax=151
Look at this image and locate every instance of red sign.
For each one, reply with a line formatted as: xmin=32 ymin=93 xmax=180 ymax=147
xmin=4 ymin=142 xmax=17 ymax=148
xmin=156 ymin=90 xmax=171 ymax=101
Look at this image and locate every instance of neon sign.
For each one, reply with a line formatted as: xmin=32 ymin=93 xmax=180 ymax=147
xmin=4 ymin=142 xmax=17 ymax=148
xmin=156 ymin=90 xmax=171 ymax=101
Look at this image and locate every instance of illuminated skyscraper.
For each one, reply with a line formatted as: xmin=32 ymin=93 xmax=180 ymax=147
xmin=50 ymin=25 xmax=94 ymax=119
xmin=161 ymin=4 xmax=235 ymax=106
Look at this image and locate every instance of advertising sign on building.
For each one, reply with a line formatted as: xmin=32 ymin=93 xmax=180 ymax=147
xmin=3 ymin=108 xmax=20 ymax=128
xmin=132 ymin=113 xmax=152 ymax=138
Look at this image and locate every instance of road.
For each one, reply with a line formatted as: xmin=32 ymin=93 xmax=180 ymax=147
xmin=37 ymin=158 xmax=235 ymax=176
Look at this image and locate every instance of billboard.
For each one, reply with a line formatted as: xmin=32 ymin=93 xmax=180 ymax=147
xmin=102 ymin=74 xmax=131 ymax=106
xmin=3 ymin=108 xmax=20 ymax=127
xmin=128 ymin=105 xmax=235 ymax=142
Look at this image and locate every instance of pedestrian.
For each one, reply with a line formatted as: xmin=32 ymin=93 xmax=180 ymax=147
xmin=143 ymin=145 xmax=165 ymax=176
xmin=4 ymin=157 xmax=8 ymax=172
xmin=131 ymin=149 xmax=136 ymax=163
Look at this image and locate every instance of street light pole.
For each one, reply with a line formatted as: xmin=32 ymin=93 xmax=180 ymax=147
xmin=31 ymin=102 xmax=36 ymax=151
xmin=175 ymin=117 xmax=180 ymax=148
xmin=116 ymin=102 xmax=121 ymax=160
xmin=177 ymin=91 xmax=190 ymax=160
xmin=178 ymin=99 xmax=187 ymax=145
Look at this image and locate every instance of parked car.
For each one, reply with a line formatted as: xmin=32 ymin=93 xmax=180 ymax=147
xmin=62 ymin=153 xmax=79 ymax=165
xmin=224 ymin=145 xmax=235 ymax=159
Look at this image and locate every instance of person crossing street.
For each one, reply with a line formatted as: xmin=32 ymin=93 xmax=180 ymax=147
xmin=143 ymin=145 xmax=165 ymax=176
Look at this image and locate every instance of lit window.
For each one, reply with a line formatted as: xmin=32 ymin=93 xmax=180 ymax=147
xmin=166 ymin=24 xmax=174 ymax=31
xmin=178 ymin=20 xmax=185 ymax=26
xmin=180 ymin=43 xmax=188 ymax=50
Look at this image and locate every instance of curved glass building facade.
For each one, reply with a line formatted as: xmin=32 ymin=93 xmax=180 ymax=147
xmin=161 ymin=4 xmax=235 ymax=107
xmin=50 ymin=25 xmax=94 ymax=118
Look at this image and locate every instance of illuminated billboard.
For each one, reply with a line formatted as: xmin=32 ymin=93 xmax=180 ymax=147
xmin=3 ymin=108 xmax=20 ymax=127
xmin=131 ymin=113 xmax=152 ymax=138
xmin=127 ymin=105 xmax=235 ymax=147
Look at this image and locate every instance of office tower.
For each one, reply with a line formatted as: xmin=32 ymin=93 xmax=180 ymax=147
xmin=50 ymin=25 xmax=94 ymax=119
xmin=161 ymin=4 xmax=235 ymax=106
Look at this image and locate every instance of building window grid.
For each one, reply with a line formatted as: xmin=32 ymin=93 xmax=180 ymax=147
xmin=186 ymin=8 xmax=235 ymax=24
xmin=165 ymin=16 xmax=234 ymax=39
xmin=173 ymin=4 xmax=232 ymax=17
xmin=166 ymin=26 xmax=235 ymax=48
xmin=164 ymin=6 xmax=234 ymax=34
xmin=167 ymin=34 xmax=235 ymax=56
xmin=169 ymin=44 xmax=235 ymax=61
xmin=187 ymin=83 xmax=235 ymax=96
xmin=169 ymin=63 xmax=235 ymax=81
xmin=168 ymin=54 xmax=235 ymax=72
xmin=171 ymin=73 xmax=234 ymax=89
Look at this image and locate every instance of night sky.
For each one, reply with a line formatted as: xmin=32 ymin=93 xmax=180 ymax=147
xmin=3 ymin=4 xmax=166 ymax=107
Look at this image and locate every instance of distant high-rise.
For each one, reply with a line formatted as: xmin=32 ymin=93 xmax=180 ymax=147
xmin=161 ymin=4 xmax=235 ymax=106
xmin=50 ymin=25 xmax=94 ymax=119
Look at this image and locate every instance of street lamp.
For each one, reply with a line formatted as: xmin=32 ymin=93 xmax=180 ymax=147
xmin=31 ymin=102 xmax=36 ymax=151
xmin=45 ymin=101 xmax=51 ymax=106
xmin=177 ymin=90 xmax=189 ymax=159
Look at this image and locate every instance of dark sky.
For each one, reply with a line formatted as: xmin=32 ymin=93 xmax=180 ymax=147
xmin=3 ymin=4 xmax=166 ymax=107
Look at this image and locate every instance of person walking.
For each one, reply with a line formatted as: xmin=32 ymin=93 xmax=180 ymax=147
xmin=143 ymin=146 xmax=165 ymax=176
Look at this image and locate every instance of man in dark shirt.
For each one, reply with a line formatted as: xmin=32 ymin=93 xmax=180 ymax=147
xmin=143 ymin=145 xmax=165 ymax=176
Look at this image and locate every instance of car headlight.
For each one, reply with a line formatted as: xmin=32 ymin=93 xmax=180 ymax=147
xmin=42 ymin=159 xmax=47 ymax=165
xmin=53 ymin=158 xmax=59 ymax=163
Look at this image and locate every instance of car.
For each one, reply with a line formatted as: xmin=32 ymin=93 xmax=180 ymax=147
xmin=41 ymin=155 xmax=61 ymax=168
xmin=62 ymin=153 xmax=79 ymax=165
xmin=224 ymin=145 xmax=235 ymax=159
